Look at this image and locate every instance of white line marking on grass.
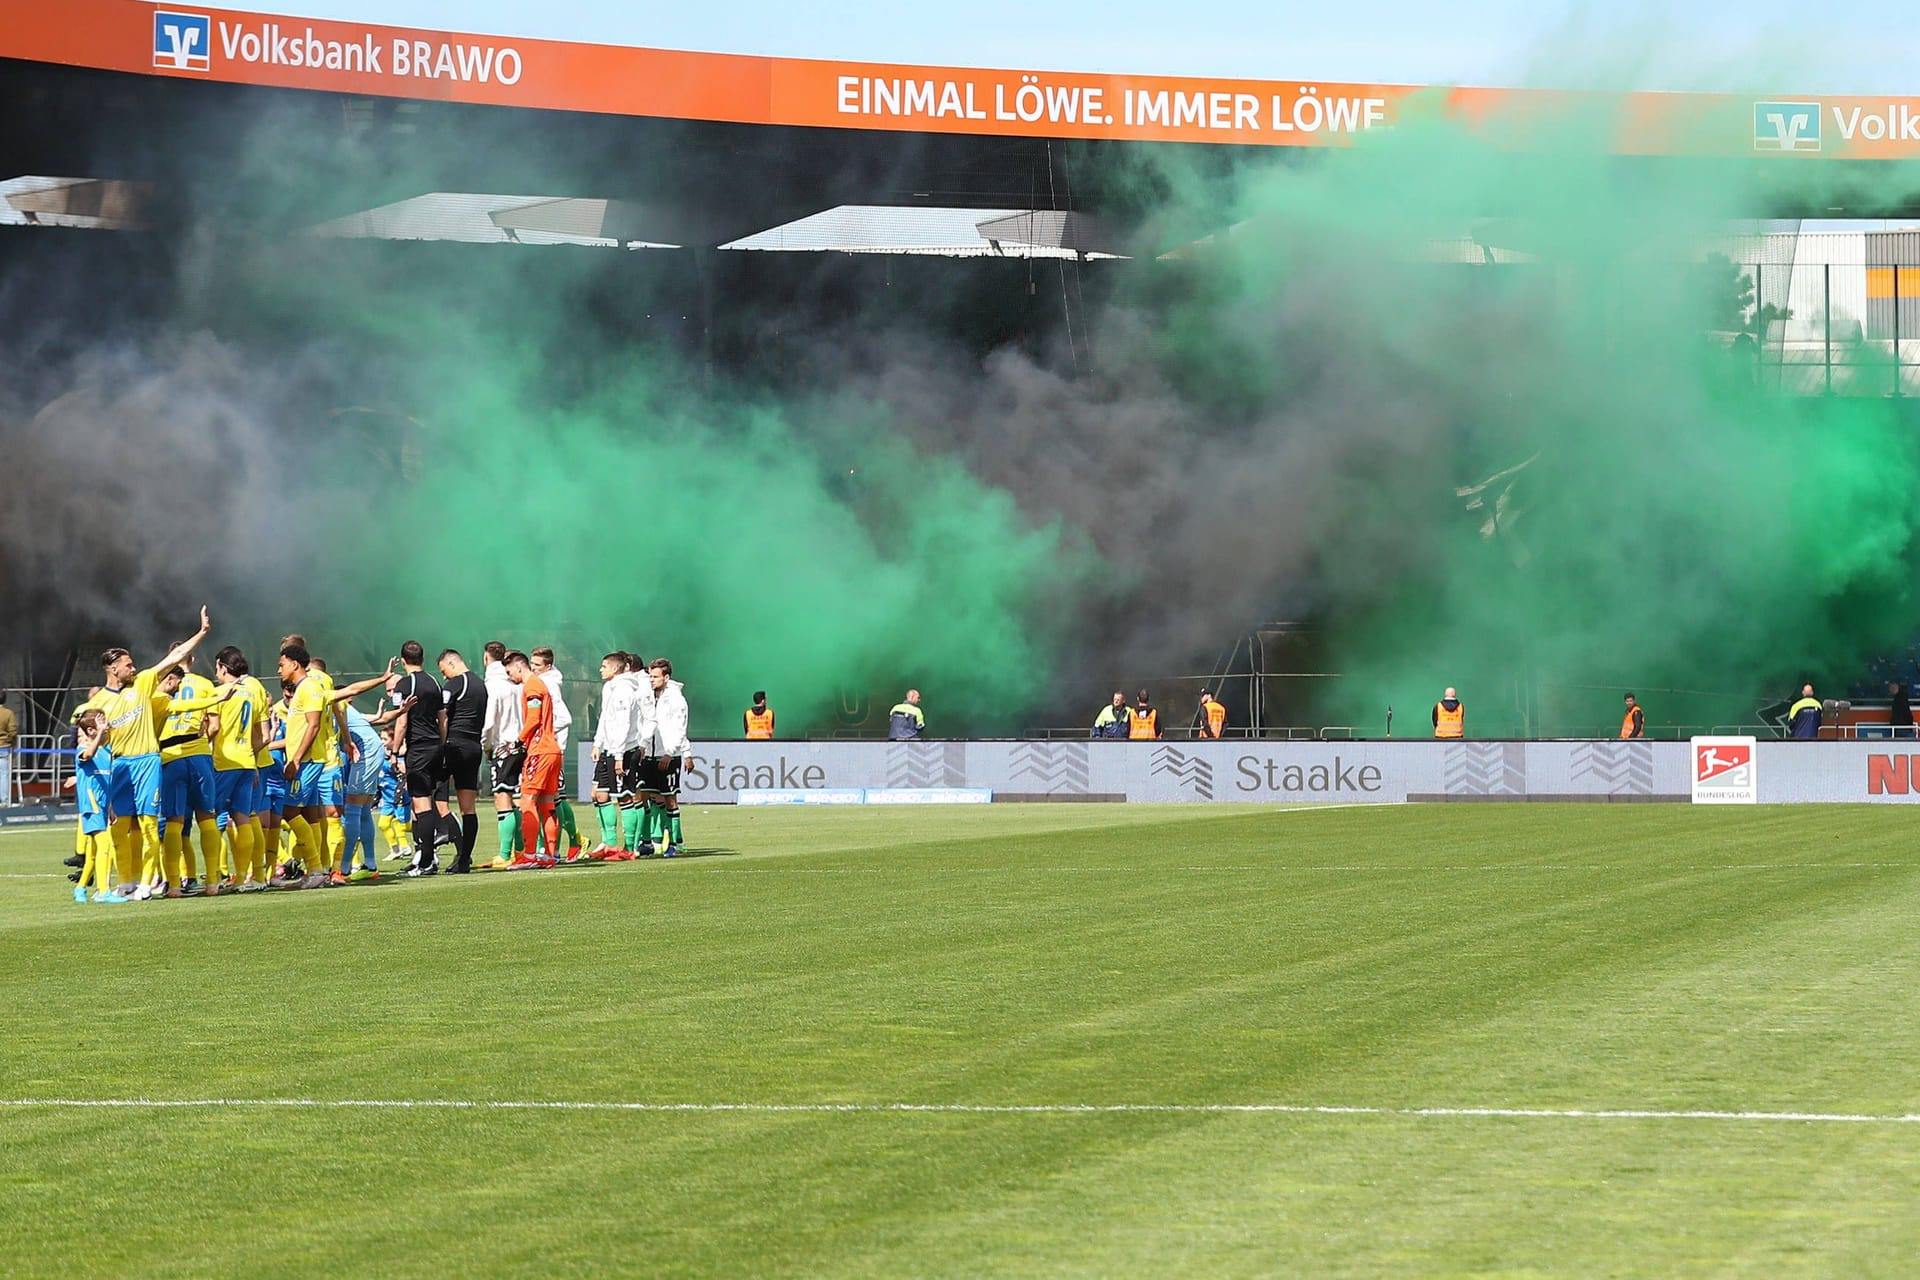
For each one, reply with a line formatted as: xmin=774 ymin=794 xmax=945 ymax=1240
xmin=0 ymin=873 xmax=65 ymax=879
xmin=2 ymin=1099 xmax=1916 ymax=1124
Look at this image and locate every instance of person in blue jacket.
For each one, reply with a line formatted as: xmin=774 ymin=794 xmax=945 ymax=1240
xmin=1787 ymin=684 xmax=1823 ymax=739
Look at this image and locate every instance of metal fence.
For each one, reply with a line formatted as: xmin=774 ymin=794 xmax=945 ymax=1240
xmin=1742 ymin=247 xmax=1920 ymax=397
xmin=3 ymin=686 xmax=87 ymax=806
xmin=2 ymin=735 xmax=74 ymax=807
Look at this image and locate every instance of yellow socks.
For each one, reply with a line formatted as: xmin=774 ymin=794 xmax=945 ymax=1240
xmin=230 ymin=822 xmax=257 ymax=884
xmin=285 ymin=815 xmax=316 ymax=869
xmin=112 ymin=821 xmax=138 ymax=886
xmin=197 ymin=818 xmax=224 ymax=883
xmin=80 ymin=833 xmax=111 ymax=896
xmin=148 ymin=818 xmax=174 ymax=885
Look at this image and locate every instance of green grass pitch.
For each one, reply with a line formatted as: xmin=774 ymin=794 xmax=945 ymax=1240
xmin=4 ymin=802 xmax=1919 ymax=1277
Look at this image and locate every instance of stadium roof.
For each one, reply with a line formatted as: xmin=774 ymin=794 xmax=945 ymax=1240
xmin=722 ymin=207 xmax=1125 ymax=258
xmin=294 ymin=197 xmax=1127 ymax=257
xmin=0 ymin=177 xmax=151 ymax=231
xmin=303 ymin=193 xmax=672 ymax=248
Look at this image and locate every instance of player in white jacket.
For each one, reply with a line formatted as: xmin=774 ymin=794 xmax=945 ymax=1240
xmin=480 ymin=641 xmax=524 ymax=860
xmin=530 ymin=648 xmax=580 ymax=857
xmin=588 ymin=652 xmax=644 ymax=857
xmin=637 ymin=657 xmax=691 ymax=856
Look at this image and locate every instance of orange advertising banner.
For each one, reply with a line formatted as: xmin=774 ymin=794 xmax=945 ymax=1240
xmin=6 ymin=0 xmax=1920 ymax=159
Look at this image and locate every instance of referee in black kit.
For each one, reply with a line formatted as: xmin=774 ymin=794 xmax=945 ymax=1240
xmin=436 ymin=647 xmax=489 ymax=873
xmin=389 ymin=640 xmax=447 ymax=876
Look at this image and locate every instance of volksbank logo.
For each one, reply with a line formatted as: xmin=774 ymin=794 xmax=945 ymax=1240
xmin=1754 ymin=101 xmax=1820 ymax=152
xmin=153 ymin=10 xmax=212 ymax=72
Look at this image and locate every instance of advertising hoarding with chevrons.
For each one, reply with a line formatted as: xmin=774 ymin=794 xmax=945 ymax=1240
xmin=576 ymin=739 xmax=1920 ymax=805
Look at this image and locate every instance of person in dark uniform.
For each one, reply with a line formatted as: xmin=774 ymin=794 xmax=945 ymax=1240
xmin=388 ymin=640 xmax=446 ymax=875
xmin=436 ymin=648 xmax=489 ymax=872
xmin=1091 ymin=692 xmax=1129 ymax=738
xmin=1890 ymin=680 xmax=1914 ymax=739
xmin=887 ymin=690 xmax=925 ymax=740
xmin=1787 ymin=684 xmax=1823 ymax=740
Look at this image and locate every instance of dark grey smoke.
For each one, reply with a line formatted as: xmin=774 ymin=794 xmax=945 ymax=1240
xmin=0 ymin=329 xmax=363 ymax=652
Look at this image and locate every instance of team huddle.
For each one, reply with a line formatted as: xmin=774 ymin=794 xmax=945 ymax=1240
xmin=64 ymin=608 xmax=693 ymax=903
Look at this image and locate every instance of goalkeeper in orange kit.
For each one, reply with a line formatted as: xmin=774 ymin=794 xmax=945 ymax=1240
xmin=505 ymin=651 xmax=562 ymax=869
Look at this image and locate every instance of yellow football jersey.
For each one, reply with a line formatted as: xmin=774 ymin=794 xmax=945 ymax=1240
xmin=212 ymin=675 xmax=268 ymax=772
xmin=99 ymin=667 xmax=164 ymax=759
xmin=160 ymin=672 xmax=219 ymax=762
xmin=287 ymin=674 xmax=334 ymax=765
xmin=312 ymin=667 xmax=343 ymax=766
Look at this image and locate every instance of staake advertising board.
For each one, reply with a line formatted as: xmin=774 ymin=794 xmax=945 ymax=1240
xmin=567 ymin=739 xmax=1920 ymax=805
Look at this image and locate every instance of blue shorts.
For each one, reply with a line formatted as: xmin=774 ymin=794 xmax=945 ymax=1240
xmin=213 ymin=767 xmax=259 ymax=818
xmin=294 ymin=762 xmax=345 ymax=809
xmin=80 ymin=809 xmax=110 ymax=837
xmin=161 ymin=756 xmax=218 ymax=819
xmin=347 ymin=755 xmax=382 ymax=799
xmin=261 ymin=762 xmax=288 ymax=810
xmin=110 ymin=753 xmax=162 ymax=819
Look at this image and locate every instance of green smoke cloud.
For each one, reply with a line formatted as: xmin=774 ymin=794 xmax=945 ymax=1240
xmin=1116 ymin=106 xmax=1920 ymax=736
xmin=206 ymin=243 xmax=1079 ymax=736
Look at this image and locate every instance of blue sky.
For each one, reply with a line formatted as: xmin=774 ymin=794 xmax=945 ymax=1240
xmin=243 ymin=1 xmax=1920 ymax=94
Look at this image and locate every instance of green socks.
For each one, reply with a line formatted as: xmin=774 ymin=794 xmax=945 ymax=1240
xmin=595 ymin=803 xmax=619 ymax=847
xmin=556 ymin=799 xmax=579 ymax=848
xmin=609 ymin=803 xmax=675 ymax=851
xmin=496 ymin=809 xmax=518 ymax=859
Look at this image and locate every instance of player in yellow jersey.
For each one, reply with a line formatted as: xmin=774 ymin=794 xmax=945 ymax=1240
xmin=279 ymin=636 xmax=349 ymax=884
xmin=157 ymin=660 xmax=229 ymax=896
xmin=259 ymin=687 xmax=293 ymax=881
xmin=208 ymin=646 xmax=271 ymax=893
xmin=306 ymin=656 xmax=353 ymax=884
xmin=95 ymin=607 xmax=212 ymax=898
xmin=278 ymin=641 xmax=340 ymax=889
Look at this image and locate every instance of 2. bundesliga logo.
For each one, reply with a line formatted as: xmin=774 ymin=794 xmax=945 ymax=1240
xmin=1754 ymin=101 xmax=1820 ymax=152
xmin=154 ymin=10 xmax=213 ymax=72
xmin=1691 ymin=736 xmax=1758 ymax=805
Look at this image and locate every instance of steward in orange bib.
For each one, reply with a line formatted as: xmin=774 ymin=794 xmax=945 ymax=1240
xmin=1433 ymin=687 xmax=1464 ymax=739
xmin=1128 ymin=691 xmax=1160 ymax=740
xmin=744 ymin=691 xmax=774 ymax=740
xmin=1619 ymin=693 xmax=1644 ymax=739
xmin=1197 ymin=690 xmax=1227 ymax=739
